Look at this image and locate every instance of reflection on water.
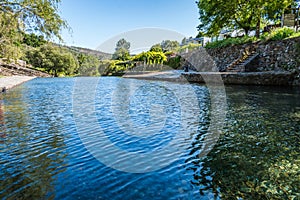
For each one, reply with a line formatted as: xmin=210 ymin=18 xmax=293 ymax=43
xmin=0 ymin=78 xmax=299 ymax=199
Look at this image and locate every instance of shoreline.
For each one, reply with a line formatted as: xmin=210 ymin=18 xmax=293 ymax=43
xmin=123 ymin=70 xmax=299 ymax=86
xmin=0 ymin=76 xmax=36 ymax=93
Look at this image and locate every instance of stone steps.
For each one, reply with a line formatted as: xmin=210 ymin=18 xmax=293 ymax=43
xmin=226 ymin=52 xmax=259 ymax=72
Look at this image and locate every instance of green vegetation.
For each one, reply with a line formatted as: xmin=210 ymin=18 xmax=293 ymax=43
xmin=112 ymin=38 xmax=131 ymax=61
xmin=205 ymin=28 xmax=300 ymax=49
xmin=197 ymin=0 xmax=296 ymax=38
xmin=268 ymin=27 xmax=297 ymax=41
xmin=24 ymin=44 xmax=78 ymax=77
xmin=132 ymin=51 xmax=167 ymax=65
xmin=0 ymin=0 xmax=68 ymax=60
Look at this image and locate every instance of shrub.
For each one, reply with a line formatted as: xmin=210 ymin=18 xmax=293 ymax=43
xmin=268 ymin=27 xmax=296 ymax=41
xmin=205 ymin=36 xmax=257 ymax=49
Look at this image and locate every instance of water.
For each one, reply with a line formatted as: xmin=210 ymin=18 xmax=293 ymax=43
xmin=0 ymin=77 xmax=299 ymax=199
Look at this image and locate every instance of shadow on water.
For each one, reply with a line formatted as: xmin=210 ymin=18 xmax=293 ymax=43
xmin=187 ymin=85 xmax=300 ymax=199
xmin=0 ymin=82 xmax=68 ymax=199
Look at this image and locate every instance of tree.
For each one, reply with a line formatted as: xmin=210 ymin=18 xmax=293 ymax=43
xmin=112 ymin=38 xmax=130 ymax=60
xmin=77 ymin=54 xmax=100 ymax=76
xmin=26 ymin=44 xmax=78 ymax=76
xmin=0 ymin=0 xmax=68 ymax=59
xmin=161 ymin=40 xmax=179 ymax=52
xmin=149 ymin=44 xmax=163 ymax=52
xmin=0 ymin=12 xmax=23 ymax=59
xmin=0 ymin=0 xmax=67 ymax=40
xmin=22 ymin=33 xmax=46 ymax=47
xmin=181 ymin=37 xmax=188 ymax=46
xmin=197 ymin=0 xmax=294 ymax=37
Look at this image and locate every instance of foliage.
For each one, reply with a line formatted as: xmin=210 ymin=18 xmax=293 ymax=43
xmin=22 ymin=33 xmax=46 ymax=47
xmin=77 ymin=54 xmax=100 ymax=76
xmin=112 ymin=48 xmax=130 ymax=61
xmin=25 ymin=44 xmax=78 ymax=77
xmin=100 ymin=60 xmax=133 ymax=76
xmin=178 ymin=43 xmax=202 ymax=53
xmin=0 ymin=0 xmax=68 ymax=60
xmin=205 ymin=36 xmax=257 ymax=49
xmin=0 ymin=0 xmax=68 ymax=40
xmin=149 ymin=44 xmax=163 ymax=52
xmin=0 ymin=12 xmax=23 ymax=60
xmin=132 ymin=51 xmax=167 ymax=65
xmin=267 ymin=27 xmax=296 ymax=41
xmin=197 ymin=0 xmax=294 ymax=37
xmin=115 ymin=38 xmax=130 ymax=51
xmin=161 ymin=40 xmax=180 ymax=52
xmin=164 ymin=56 xmax=182 ymax=69
xmin=112 ymin=38 xmax=131 ymax=60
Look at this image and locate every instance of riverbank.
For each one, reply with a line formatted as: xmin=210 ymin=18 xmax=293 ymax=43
xmin=0 ymin=76 xmax=36 ymax=93
xmin=123 ymin=70 xmax=299 ymax=86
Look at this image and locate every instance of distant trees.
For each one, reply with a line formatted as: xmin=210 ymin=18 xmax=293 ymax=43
xmin=161 ymin=40 xmax=180 ymax=52
xmin=77 ymin=54 xmax=100 ymax=76
xmin=132 ymin=51 xmax=167 ymax=65
xmin=197 ymin=0 xmax=294 ymax=37
xmin=22 ymin=33 xmax=46 ymax=48
xmin=150 ymin=44 xmax=163 ymax=52
xmin=112 ymin=38 xmax=131 ymax=60
xmin=26 ymin=44 xmax=79 ymax=77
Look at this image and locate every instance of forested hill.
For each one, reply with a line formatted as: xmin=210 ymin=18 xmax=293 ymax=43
xmin=65 ymin=46 xmax=112 ymax=60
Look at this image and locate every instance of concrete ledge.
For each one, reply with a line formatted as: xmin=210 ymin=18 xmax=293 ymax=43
xmin=181 ymin=71 xmax=297 ymax=86
xmin=0 ymin=76 xmax=36 ymax=92
xmin=123 ymin=71 xmax=298 ymax=86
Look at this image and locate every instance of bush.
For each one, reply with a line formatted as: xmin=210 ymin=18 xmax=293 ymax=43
xmin=178 ymin=43 xmax=202 ymax=53
xmin=132 ymin=51 xmax=167 ymax=64
xmin=268 ymin=27 xmax=295 ymax=41
xmin=205 ymin=36 xmax=257 ymax=48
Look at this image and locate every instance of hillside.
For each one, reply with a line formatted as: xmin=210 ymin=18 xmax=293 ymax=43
xmin=65 ymin=46 xmax=112 ymax=60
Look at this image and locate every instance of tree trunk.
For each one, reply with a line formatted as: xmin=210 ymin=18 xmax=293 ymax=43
xmin=244 ymin=28 xmax=249 ymax=36
xmin=255 ymin=12 xmax=261 ymax=38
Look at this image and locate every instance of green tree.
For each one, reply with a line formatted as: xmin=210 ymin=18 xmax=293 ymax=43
xmin=0 ymin=12 xmax=23 ymax=59
xmin=0 ymin=0 xmax=68 ymax=40
xmin=149 ymin=44 xmax=163 ymax=52
xmin=197 ymin=0 xmax=294 ymax=37
xmin=112 ymin=38 xmax=131 ymax=60
xmin=26 ymin=44 xmax=78 ymax=76
xmin=132 ymin=51 xmax=167 ymax=65
xmin=0 ymin=0 xmax=68 ymax=60
xmin=22 ymin=33 xmax=46 ymax=47
xmin=77 ymin=54 xmax=100 ymax=76
xmin=161 ymin=40 xmax=180 ymax=52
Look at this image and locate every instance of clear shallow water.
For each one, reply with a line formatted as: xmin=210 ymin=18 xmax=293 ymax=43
xmin=0 ymin=77 xmax=299 ymax=199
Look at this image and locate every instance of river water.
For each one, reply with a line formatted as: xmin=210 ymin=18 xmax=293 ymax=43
xmin=0 ymin=77 xmax=299 ymax=199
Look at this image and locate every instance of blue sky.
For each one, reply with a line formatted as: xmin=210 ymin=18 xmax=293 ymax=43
xmin=59 ymin=0 xmax=200 ymax=50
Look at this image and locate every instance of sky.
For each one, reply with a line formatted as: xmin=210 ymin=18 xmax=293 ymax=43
xmin=59 ymin=0 xmax=200 ymax=52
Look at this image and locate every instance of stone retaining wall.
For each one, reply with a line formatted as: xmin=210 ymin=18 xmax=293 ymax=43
xmin=181 ymin=72 xmax=297 ymax=86
xmin=206 ymin=37 xmax=300 ymax=72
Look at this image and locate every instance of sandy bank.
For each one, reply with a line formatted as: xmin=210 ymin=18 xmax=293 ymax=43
xmin=0 ymin=76 xmax=36 ymax=92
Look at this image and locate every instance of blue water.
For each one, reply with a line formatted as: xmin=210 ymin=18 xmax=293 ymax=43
xmin=0 ymin=77 xmax=299 ymax=199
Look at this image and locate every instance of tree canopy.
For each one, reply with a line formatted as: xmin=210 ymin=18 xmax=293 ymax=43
xmin=197 ymin=0 xmax=295 ymax=37
xmin=0 ymin=0 xmax=68 ymax=59
xmin=0 ymin=0 xmax=67 ymax=40
xmin=160 ymin=40 xmax=179 ymax=52
xmin=112 ymin=38 xmax=131 ymax=60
